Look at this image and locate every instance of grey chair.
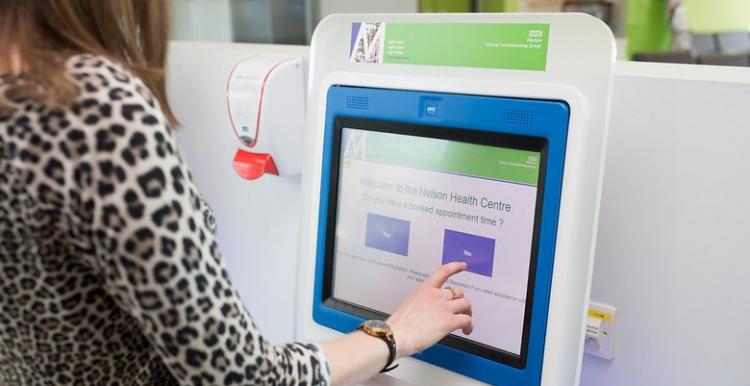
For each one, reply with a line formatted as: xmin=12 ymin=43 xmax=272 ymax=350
xmin=691 ymin=33 xmax=718 ymax=55
xmin=716 ymin=32 xmax=750 ymax=54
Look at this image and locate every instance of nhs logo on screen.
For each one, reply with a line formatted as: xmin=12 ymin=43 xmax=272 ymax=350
xmin=529 ymin=30 xmax=543 ymax=38
xmin=343 ymin=129 xmax=366 ymax=160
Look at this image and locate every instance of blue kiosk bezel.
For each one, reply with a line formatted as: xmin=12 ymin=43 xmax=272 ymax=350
xmin=312 ymin=85 xmax=569 ymax=385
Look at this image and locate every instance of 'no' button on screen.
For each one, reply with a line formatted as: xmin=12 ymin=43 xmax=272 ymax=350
xmin=441 ymin=229 xmax=495 ymax=277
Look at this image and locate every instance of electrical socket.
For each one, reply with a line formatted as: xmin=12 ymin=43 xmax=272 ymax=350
xmin=584 ymin=301 xmax=616 ymax=360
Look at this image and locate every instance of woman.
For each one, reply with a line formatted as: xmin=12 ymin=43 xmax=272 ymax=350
xmin=0 ymin=1 xmax=474 ymax=385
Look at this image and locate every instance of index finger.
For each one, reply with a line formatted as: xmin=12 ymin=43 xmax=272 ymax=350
xmin=424 ymin=262 xmax=467 ymax=288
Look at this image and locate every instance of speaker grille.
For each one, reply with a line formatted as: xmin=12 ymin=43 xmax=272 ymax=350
xmin=345 ymin=96 xmax=369 ymax=110
xmin=503 ymin=109 xmax=533 ymax=126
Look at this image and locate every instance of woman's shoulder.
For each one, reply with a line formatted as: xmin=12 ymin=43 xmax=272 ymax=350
xmin=0 ymin=53 xmax=173 ymax=171
xmin=65 ymin=53 xmax=164 ymax=122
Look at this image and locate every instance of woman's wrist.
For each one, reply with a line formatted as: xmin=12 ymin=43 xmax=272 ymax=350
xmin=386 ymin=319 xmax=410 ymax=359
xmin=352 ymin=329 xmax=393 ymax=371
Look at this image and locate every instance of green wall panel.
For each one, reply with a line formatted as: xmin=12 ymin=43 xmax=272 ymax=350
xmin=419 ymin=0 xmax=472 ymax=12
xmin=683 ymin=0 xmax=750 ymax=33
xmin=626 ymin=0 xmax=672 ymax=58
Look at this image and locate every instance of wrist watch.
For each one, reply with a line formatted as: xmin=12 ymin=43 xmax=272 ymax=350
xmin=357 ymin=320 xmax=399 ymax=372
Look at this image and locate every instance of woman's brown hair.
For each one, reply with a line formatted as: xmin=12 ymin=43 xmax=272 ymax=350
xmin=0 ymin=0 xmax=177 ymax=125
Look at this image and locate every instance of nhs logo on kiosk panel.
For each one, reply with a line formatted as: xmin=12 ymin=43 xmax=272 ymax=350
xmin=528 ymin=30 xmax=544 ymax=38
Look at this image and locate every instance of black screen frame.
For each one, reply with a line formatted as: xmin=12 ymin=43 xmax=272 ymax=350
xmin=321 ymin=116 xmax=549 ymax=369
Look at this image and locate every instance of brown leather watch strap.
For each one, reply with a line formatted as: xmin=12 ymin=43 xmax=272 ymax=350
xmin=357 ymin=322 xmax=399 ymax=373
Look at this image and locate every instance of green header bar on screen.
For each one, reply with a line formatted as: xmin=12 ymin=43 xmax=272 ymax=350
xmin=349 ymin=22 xmax=550 ymax=71
xmin=360 ymin=130 xmax=541 ymax=186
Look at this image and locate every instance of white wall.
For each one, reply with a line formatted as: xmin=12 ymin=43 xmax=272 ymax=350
xmin=166 ymin=42 xmax=310 ymax=343
xmin=581 ymin=62 xmax=750 ymax=386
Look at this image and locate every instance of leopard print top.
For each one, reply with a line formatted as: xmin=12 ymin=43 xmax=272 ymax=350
xmin=0 ymin=54 xmax=331 ymax=386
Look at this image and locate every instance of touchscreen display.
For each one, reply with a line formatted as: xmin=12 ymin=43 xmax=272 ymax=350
xmin=328 ymin=123 xmax=545 ymax=359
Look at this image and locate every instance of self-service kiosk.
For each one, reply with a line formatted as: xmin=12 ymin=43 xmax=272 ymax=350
xmin=296 ymin=13 xmax=614 ymax=386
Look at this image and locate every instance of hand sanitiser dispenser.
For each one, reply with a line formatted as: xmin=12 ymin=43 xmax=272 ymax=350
xmin=226 ymin=55 xmax=306 ymax=180
xmin=296 ymin=13 xmax=615 ymax=386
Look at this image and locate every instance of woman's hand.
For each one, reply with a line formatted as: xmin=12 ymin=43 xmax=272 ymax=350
xmin=321 ymin=262 xmax=473 ymax=385
xmin=386 ymin=262 xmax=474 ymax=358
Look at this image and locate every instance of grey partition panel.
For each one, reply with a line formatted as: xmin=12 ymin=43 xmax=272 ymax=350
xmin=632 ymin=51 xmax=696 ymax=64
xmin=698 ymin=53 xmax=750 ymax=66
xmin=580 ymin=64 xmax=750 ymax=386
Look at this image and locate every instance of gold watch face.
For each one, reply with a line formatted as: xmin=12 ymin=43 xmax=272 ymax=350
xmin=362 ymin=320 xmax=392 ymax=337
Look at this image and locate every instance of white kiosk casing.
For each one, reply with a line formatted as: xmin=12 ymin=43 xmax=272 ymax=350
xmin=296 ymin=13 xmax=614 ymax=386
